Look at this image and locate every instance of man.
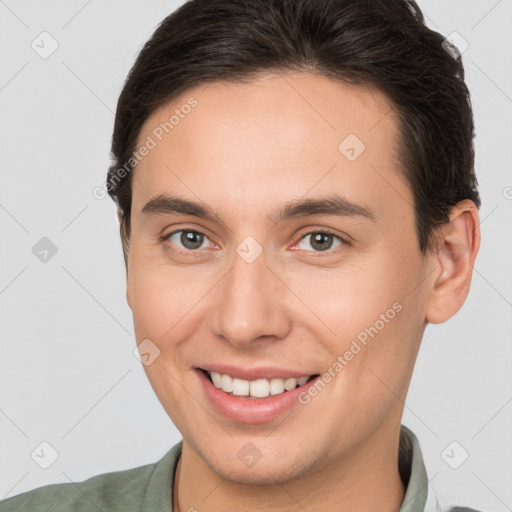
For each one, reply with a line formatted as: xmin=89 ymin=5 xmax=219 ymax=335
xmin=1 ymin=0 xmax=483 ymax=510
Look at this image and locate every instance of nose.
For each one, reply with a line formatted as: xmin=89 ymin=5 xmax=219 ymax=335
xmin=209 ymin=248 xmax=292 ymax=348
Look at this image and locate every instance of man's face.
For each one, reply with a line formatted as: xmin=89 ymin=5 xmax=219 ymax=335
xmin=127 ymin=72 xmax=433 ymax=483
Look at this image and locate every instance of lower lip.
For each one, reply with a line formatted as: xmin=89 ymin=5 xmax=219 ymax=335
xmin=195 ymin=369 xmax=319 ymax=424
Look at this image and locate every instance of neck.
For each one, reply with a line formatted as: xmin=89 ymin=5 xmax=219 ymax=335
xmin=173 ymin=425 xmax=406 ymax=512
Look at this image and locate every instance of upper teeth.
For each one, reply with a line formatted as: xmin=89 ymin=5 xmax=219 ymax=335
xmin=208 ymin=371 xmax=311 ymax=398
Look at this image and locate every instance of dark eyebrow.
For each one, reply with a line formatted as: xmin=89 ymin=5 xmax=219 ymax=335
xmin=141 ymin=195 xmax=223 ymax=224
xmin=141 ymin=194 xmax=376 ymax=224
xmin=269 ymin=195 xmax=377 ymax=224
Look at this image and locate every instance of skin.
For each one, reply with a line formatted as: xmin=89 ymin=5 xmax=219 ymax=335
xmin=125 ymin=72 xmax=480 ymax=512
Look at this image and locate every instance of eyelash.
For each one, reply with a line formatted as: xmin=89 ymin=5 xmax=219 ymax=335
xmin=160 ymin=228 xmax=350 ymax=255
xmin=294 ymin=229 xmax=350 ymax=254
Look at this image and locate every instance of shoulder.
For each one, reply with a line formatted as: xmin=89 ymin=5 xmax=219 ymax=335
xmin=0 ymin=442 xmax=182 ymax=512
xmin=0 ymin=463 xmax=155 ymax=512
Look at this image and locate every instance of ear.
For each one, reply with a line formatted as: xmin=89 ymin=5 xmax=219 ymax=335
xmin=425 ymin=199 xmax=481 ymax=324
xmin=125 ymin=237 xmax=131 ymax=311
xmin=117 ymin=210 xmax=131 ymax=308
xmin=126 ymin=282 xmax=132 ymax=311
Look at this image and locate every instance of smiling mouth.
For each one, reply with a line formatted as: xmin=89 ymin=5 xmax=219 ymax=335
xmin=200 ymin=368 xmax=319 ymax=399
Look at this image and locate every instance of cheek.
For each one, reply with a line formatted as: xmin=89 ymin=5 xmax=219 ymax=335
xmin=285 ymin=255 xmax=404 ymax=339
xmin=292 ymin=254 xmax=420 ymax=390
xmin=126 ymin=247 xmax=208 ymax=344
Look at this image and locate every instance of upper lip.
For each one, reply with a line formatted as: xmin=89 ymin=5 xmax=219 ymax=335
xmin=198 ymin=364 xmax=318 ymax=381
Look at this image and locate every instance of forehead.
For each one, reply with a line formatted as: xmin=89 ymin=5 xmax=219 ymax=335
xmin=132 ymin=72 xmax=409 ymax=220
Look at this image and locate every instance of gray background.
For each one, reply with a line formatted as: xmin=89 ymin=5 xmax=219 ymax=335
xmin=0 ymin=0 xmax=511 ymax=510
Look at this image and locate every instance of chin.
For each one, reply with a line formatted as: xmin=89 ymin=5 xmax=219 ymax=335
xmin=197 ymin=440 xmax=316 ymax=486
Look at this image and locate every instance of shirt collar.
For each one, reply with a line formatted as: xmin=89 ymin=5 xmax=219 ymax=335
xmin=399 ymin=424 xmax=440 ymax=512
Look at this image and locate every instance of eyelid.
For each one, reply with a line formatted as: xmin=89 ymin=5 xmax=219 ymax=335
xmin=161 ymin=227 xmax=215 ymax=252
xmin=160 ymin=222 xmax=213 ymax=240
xmin=291 ymin=228 xmax=351 ymax=253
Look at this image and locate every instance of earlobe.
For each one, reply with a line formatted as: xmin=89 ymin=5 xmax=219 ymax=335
xmin=125 ymin=264 xmax=132 ymax=312
xmin=126 ymin=286 xmax=132 ymax=310
xmin=117 ymin=211 xmax=132 ymax=308
xmin=425 ymin=200 xmax=481 ymax=324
